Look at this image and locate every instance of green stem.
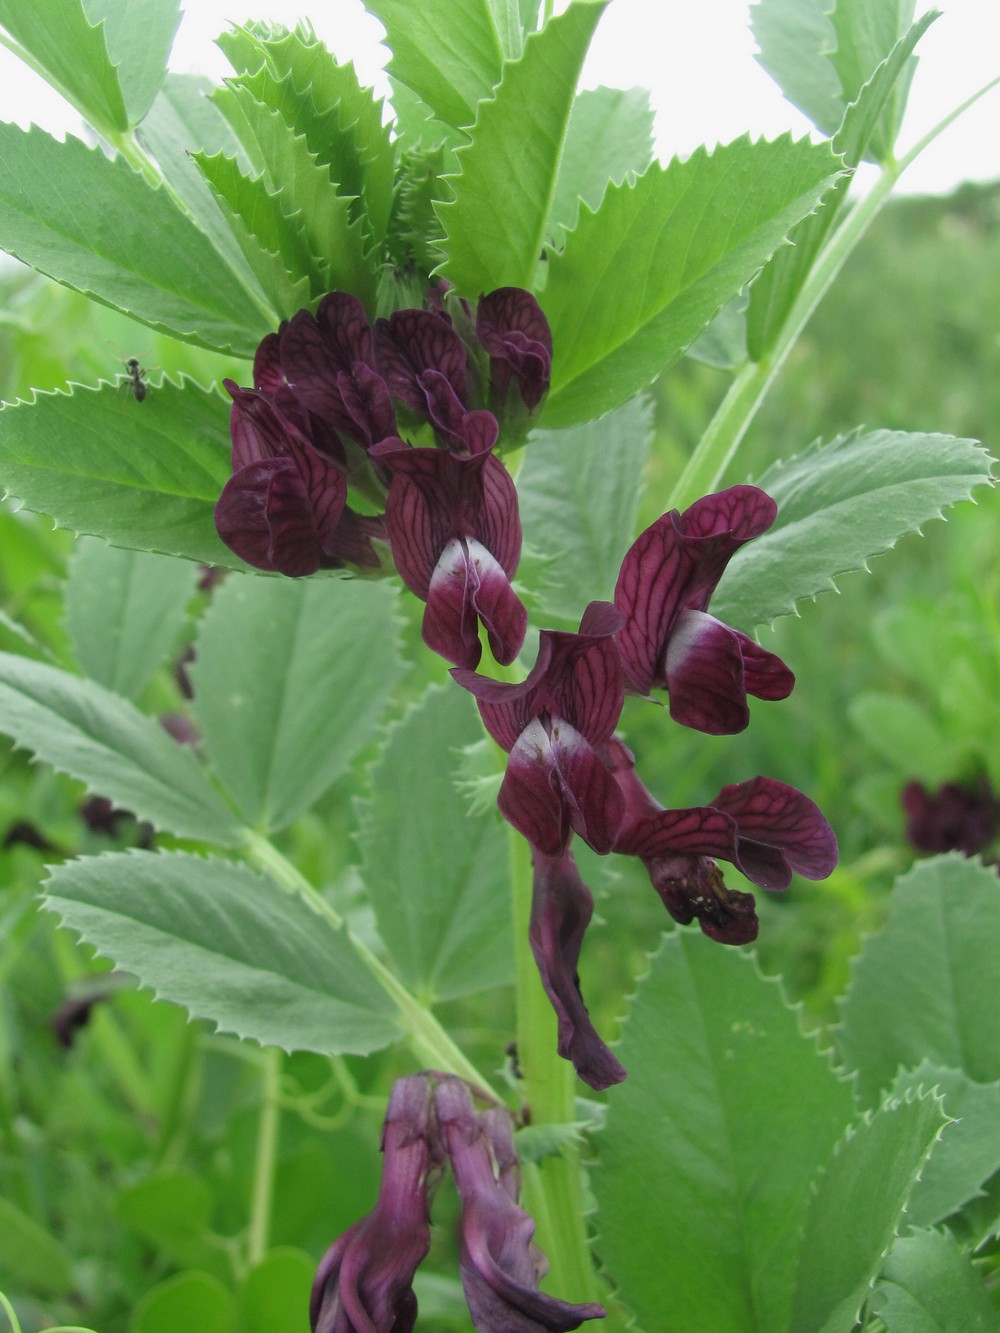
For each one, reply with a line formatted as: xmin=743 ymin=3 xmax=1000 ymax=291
xmin=509 ymin=829 xmax=599 ymax=1303
xmin=247 ymin=1046 xmax=282 ymax=1268
xmin=242 ymin=832 xmax=500 ymax=1099
xmin=669 ymin=73 xmax=1000 ymax=511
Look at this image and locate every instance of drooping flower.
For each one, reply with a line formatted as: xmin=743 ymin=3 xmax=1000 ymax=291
xmin=310 ymin=1075 xmax=437 ymax=1333
xmin=434 ymin=1078 xmax=606 ymax=1332
xmin=215 ymin=383 xmax=384 ymax=576
xmin=453 ymin=602 xmax=626 ymax=856
xmin=476 ymin=287 xmax=553 ymax=419
xmin=530 ymin=847 xmax=627 ymax=1090
xmin=613 ymin=486 xmax=794 ymax=734
xmin=373 ymin=431 xmax=526 ymax=668
xmin=902 ymin=778 xmax=1000 ymax=857
xmin=606 ymin=738 xmax=838 ymax=943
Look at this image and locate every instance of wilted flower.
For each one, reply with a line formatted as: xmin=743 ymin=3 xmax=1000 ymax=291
xmin=530 ymin=848 xmax=626 ymax=1090
xmin=310 ymin=1075 xmax=436 ymax=1333
xmin=606 ymin=738 xmax=838 ymax=943
xmin=434 ymin=1078 xmax=606 ymax=1331
xmin=902 ymin=778 xmax=1000 ymax=857
xmin=453 ymin=602 xmax=626 ymax=856
xmin=373 ymin=430 xmax=526 ymax=668
xmin=613 ymin=486 xmax=794 ymax=733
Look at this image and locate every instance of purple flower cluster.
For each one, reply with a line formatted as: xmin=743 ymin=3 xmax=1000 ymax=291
xmin=310 ymin=1074 xmax=605 ymax=1333
xmin=215 ymin=287 xmax=546 ymax=669
xmin=215 ymin=292 xmax=838 ymax=1092
xmin=455 ymin=487 xmax=838 ymax=1089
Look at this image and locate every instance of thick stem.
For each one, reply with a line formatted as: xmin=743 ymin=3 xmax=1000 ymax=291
xmin=509 ymin=828 xmax=599 ymax=1303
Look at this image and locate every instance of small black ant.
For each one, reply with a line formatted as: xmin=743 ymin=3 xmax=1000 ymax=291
xmin=122 ymin=356 xmax=148 ymax=402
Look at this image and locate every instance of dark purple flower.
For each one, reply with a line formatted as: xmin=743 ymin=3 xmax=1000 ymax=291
xmin=375 ymin=308 xmax=496 ymax=451
xmin=453 ymin=603 xmax=626 ymax=857
xmin=607 ymin=738 xmax=838 ymax=943
xmin=476 ymin=288 xmax=553 ymax=416
xmin=902 ymin=778 xmax=1000 ymax=857
xmin=310 ymin=1075 xmax=436 ymax=1333
xmin=530 ymin=848 xmax=627 ymax=1090
xmin=268 ymin=292 xmax=398 ymax=451
xmin=215 ymin=383 xmax=384 ymax=576
xmin=613 ymin=487 xmax=794 ymax=734
xmin=434 ymin=1078 xmax=606 ymax=1332
xmin=373 ymin=433 xmax=526 ymax=668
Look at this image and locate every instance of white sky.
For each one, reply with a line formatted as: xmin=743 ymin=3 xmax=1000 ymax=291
xmin=0 ymin=0 xmax=996 ymax=196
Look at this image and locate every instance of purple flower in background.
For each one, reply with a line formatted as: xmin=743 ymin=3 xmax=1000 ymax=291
xmin=613 ymin=486 xmax=794 ymax=734
xmin=373 ymin=432 xmax=526 ymax=668
xmin=453 ymin=602 xmax=626 ymax=857
xmin=530 ymin=848 xmax=626 ymax=1090
xmin=434 ymin=1078 xmax=606 ymax=1331
xmin=902 ymin=778 xmax=1000 ymax=857
xmin=310 ymin=1076 xmax=436 ymax=1333
xmin=606 ymin=738 xmax=838 ymax=943
xmin=476 ymin=287 xmax=553 ymax=417
xmin=215 ymin=383 xmax=384 ymax=576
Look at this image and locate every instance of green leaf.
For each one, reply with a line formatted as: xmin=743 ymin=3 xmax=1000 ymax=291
xmin=42 ymin=849 xmax=402 ymax=1054
xmin=751 ymin=0 xmax=842 ymax=138
xmin=0 ymin=378 xmax=241 ymax=568
xmin=828 ymin=0 xmax=918 ymax=163
xmin=87 ymin=0 xmax=182 ymax=126
xmin=0 ymin=1195 xmax=75 ymax=1296
xmin=848 ymin=692 xmax=965 ymax=786
xmin=367 ymin=0 xmax=505 ymax=130
xmin=65 ymin=538 xmax=199 ymax=699
xmin=118 ymin=1171 xmax=226 ymax=1278
xmin=0 ymin=650 xmax=244 ymax=846
xmin=192 ymin=149 xmax=316 ymax=316
xmin=138 ymin=73 xmax=258 ymax=280
xmin=438 ymin=1 xmax=608 ymax=295
xmin=356 ymin=685 xmax=513 ymax=1003
xmin=516 ymin=394 xmax=654 ymax=625
xmin=548 ymin=85 xmax=654 ymax=237
xmin=0 ymin=124 xmax=265 ymax=355
xmin=789 ymin=1090 xmax=946 ymax=1333
xmin=746 ymin=13 xmax=938 ymax=359
xmin=0 ymin=0 xmax=127 ymax=134
xmin=870 ymin=1229 xmax=999 ymax=1332
xmin=711 ymin=429 xmax=994 ymax=633
xmin=188 ymin=575 xmax=404 ymax=834
xmin=540 ymin=135 xmax=843 ymax=428
xmin=837 ymin=855 xmax=1000 ymax=1106
xmin=217 ymin=24 xmax=395 ymax=248
xmin=239 ymin=1249 xmax=316 ymax=1333
xmin=888 ymin=1063 xmax=1000 ymax=1230
xmin=593 ymin=932 xmax=856 ymax=1333
xmin=212 ymin=81 xmax=376 ymax=310
xmin=131 ymin=1271 xmax=236 ymax=1333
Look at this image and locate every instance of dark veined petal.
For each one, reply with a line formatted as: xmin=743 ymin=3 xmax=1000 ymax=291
xmin=435 ymin=1079 xmax=606 ymax=1333
xmin=712 ymin=777 xmax=839 ymax=883
xmin=451 ymin=636 xmax=557 ymax=752
xmin=226 ymin=382 xmax=300 ymax=470
xmin=664 ymin=609 xmax=751 ymax=734
xmin=499 ymin=718 xmax=624 ymax=857
xmin=476 ymin=287 xmax=553 ymax=411
xmin=732 ymin=629 xmax=796 ymax=701
xmin=375 ymin=308 xmax=470 ymax=412
xmin=215 ymin=458 xmax=322 ymax=576
xmin=315 ymin=290 xmax=377 ymax=367
xmin=530 ymin=849 xmax=627 ymax=1089
xmin=645 ymin=852 xmax=759 ymax=945
xmin=252 ymin=331 xmax=285 ymax=393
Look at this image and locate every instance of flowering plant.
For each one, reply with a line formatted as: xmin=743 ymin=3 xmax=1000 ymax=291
xmin=0 ymin=1 xmax=997 ymax=1330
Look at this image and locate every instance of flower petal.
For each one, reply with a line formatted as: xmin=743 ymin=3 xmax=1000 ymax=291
xmin=713 ymin=777 xmax=839 ymax=883
xmin=476 ymin=287 xmax=553 ymax=411
xmin=530 ymin=849 xmax=627 ymax=1089
xmin=215 ymin=458 xmax=321 ymax=576
xmin=732 ymin=629 xmax=795 ymax=701
xmin=375 ymin=309 xmax=469 ymax=412
xmin=664 ymin=609 xmax=750 ymax=734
